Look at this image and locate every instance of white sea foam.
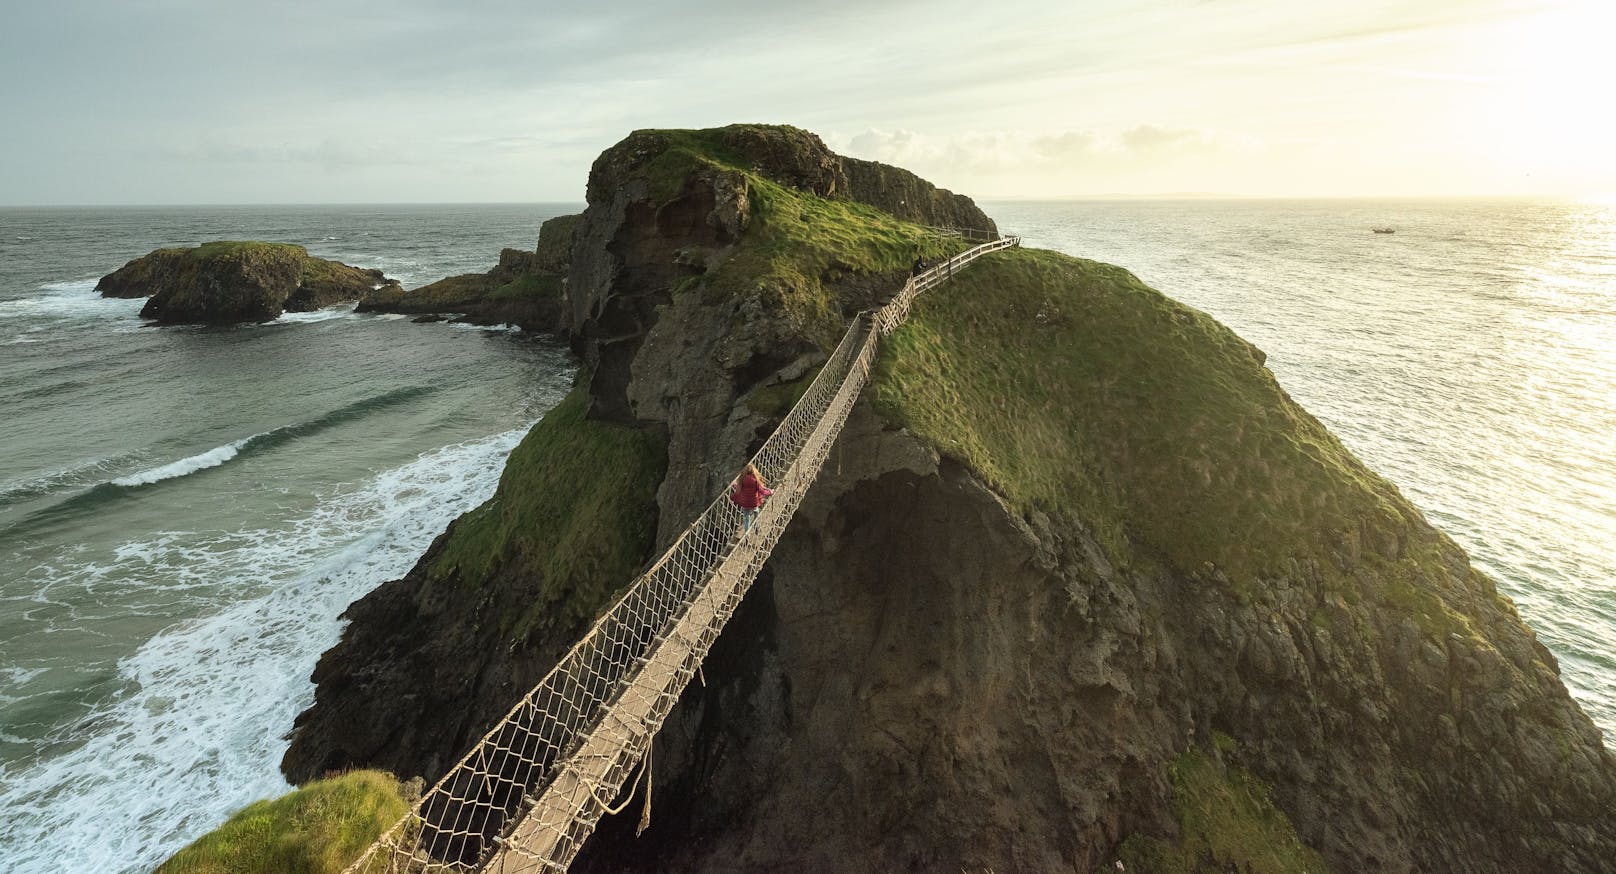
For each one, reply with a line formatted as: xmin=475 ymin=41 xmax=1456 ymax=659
xmin=0 ymin=281 xmax=144 ymax=324
xmin=0 ymin=423 xmax=532 ymax=874
xmin=1 ymin=665 xmax=47 ymax=684
xmin=449 ymin=321 xmax=522 ymax=334
xmin=275 ymin=304 xmax=359 ymax=324
xmin=110 ymin=438 xmax=256 ymax=487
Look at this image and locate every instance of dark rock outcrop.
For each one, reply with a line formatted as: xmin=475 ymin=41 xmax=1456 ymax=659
xmin=565 ymin=124 xmax=991 ymax=446
xmin=96 ymin=241 xmax=396 ymax=324
xmin=631 ymin=124 xmax=997 ymax=235
xmin=356 ymin=215 xmax=577 ymax=334
xmin=283 ymin=125 xmax=1616 ymax=874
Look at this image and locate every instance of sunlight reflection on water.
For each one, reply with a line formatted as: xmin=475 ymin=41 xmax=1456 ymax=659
xmin=989 ymin=198 xmax=1616 ymax=741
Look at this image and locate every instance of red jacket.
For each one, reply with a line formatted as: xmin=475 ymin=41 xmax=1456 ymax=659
xmin=730 ymin=472 xmax=773 ymax=509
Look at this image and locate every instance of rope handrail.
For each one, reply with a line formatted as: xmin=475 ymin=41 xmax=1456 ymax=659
xmin=343 ymin=233 xmax=1021 ymax=874
xmin=921 ymin=224 xmax=1000 ymax=242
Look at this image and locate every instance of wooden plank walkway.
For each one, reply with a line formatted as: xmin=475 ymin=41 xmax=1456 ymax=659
xmin=485 ymin=521 xmax=773 ymax=872
xmin=483 ymin=361 xmax=845 ymax=871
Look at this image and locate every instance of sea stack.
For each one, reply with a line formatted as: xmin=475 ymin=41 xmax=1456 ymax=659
xmin=96 ymin=241 xmax=398 ymax=324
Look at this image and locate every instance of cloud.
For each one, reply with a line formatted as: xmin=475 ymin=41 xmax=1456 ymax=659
xmin=0 ymin=0 xmax=1579 ymax=202
xmin=170 ymin=138 xmax=426 ymax=171
xmin=1119 ymin=125 xmax=1201 ymax=151
xmin=843 ymin=124 xmax=1244 ymax=170
xmin=832 ymin=124 xmax=1274 ymax=197
xmin=1032 ymin=131 xmax=1100 ymax=159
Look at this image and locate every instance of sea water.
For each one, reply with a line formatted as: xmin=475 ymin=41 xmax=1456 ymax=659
xmin=0 ymin=205 xmax=578 ymax=873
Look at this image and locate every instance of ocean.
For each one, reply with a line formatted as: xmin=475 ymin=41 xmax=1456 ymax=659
xmin=0 ymin=205 xmax=579 ymax=873
xmin=0 ymin=199 xmax=1611 ymax=872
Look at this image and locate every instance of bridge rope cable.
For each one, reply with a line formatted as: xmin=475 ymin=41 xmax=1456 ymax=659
xmin=343 ymin=232 xmax=1020 ymax=874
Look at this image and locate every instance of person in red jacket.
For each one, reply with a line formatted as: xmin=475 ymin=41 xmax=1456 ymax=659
xmin=729 ymin=463 xmax=773 ymax=533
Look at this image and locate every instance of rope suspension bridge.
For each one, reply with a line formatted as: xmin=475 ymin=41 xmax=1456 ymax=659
xmin=345 ymin=232 xmax=1020 ymax=873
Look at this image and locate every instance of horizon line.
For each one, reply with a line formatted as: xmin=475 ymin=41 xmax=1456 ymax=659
xmin=0 ymin=193 xmax=1595 ymax=209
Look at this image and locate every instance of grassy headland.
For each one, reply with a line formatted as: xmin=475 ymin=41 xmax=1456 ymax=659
xmin=422 ymin=381 xmax=666 ymax=639
xmin=154 ymin=771 xmax=407 ymax=874
xmin=624 ymin=125 xmax=967 ymax=348
xmin=872 ymin=247 xmax=1457 ymax=607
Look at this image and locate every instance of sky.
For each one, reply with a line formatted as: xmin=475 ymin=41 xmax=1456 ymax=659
xmin=0 ymin=0 xmax=1612 ymax=204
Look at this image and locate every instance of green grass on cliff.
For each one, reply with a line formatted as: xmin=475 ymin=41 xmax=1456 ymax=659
xmin=635 ymin=127 xmax=757 ymax=202
xmin=296 ymin=253 xmax=366 ymax=285
xmin=154 ymin=771 xmax=408 ymax=874
xmin=490 ymin=272 xmax=563 ymax=300
xmin=872 ymin=246 xmax=1438 ymax=589
xmin=535 ymin=213 xmax=579 ymax=269
xmin=1117 ymin=738 xmax=1328 ymax=873
xmin=188 ymin=240 xmax=308 ymax=261
xmin=424 ymin=382 xmax=665 ymax=636
xmin=627 ymin=125 xmax=965 ymax=348
xmin=743 ymin=371 xmax=815 ymax=416
xmin=706 ymin=175 xmax=965 ymax=347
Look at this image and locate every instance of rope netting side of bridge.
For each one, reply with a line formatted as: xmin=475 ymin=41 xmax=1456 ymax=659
xmin=344 ymin=233 xmax=1020 ymax=874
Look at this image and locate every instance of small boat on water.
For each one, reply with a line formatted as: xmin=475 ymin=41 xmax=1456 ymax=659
xmin=1372 ymin=227 xmax=1395 ymax=234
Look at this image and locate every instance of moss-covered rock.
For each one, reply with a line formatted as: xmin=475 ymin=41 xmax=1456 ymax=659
xmin=1117 ymin=737 xmax=1328 ymax=873
xmin=535 ymin=213 xmax=579 ymax=272
xmin=874 ymin=247 xmax=1431 ymax=590
xmin=96 ymin=241 xmax=395 ymax=324
xmin=568 ymin=124 xmax=970 ymax=434
xmin=590 ymin=124 xmax=995 ymax=234
xmin=154 ymin=771 xmax=408 ymax=874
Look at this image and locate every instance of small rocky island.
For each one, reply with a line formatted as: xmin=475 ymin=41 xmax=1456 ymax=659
xmin=97 ymin=241 xmax=399 ymax=324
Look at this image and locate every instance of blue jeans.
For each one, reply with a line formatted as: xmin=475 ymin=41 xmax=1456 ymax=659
xmin=740 ymin=507 xmax=760 ymax=532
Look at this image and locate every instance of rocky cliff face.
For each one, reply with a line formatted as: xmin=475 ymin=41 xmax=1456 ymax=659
xmin=356 ymin=214 xmax=577 ymax=334
xmin=283 ymin=125 xmax=1616 ymax=873
xmin=566 ymin=125 xmax=993 ymax=532
xmin=97 ymin=241 xmax=395 ymax=324
xmin=283 ymin=124 xmax=974 ymax=785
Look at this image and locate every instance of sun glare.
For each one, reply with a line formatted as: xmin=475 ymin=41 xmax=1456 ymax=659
xmin=1482 ymin=1 xmax=1616 ymax=195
